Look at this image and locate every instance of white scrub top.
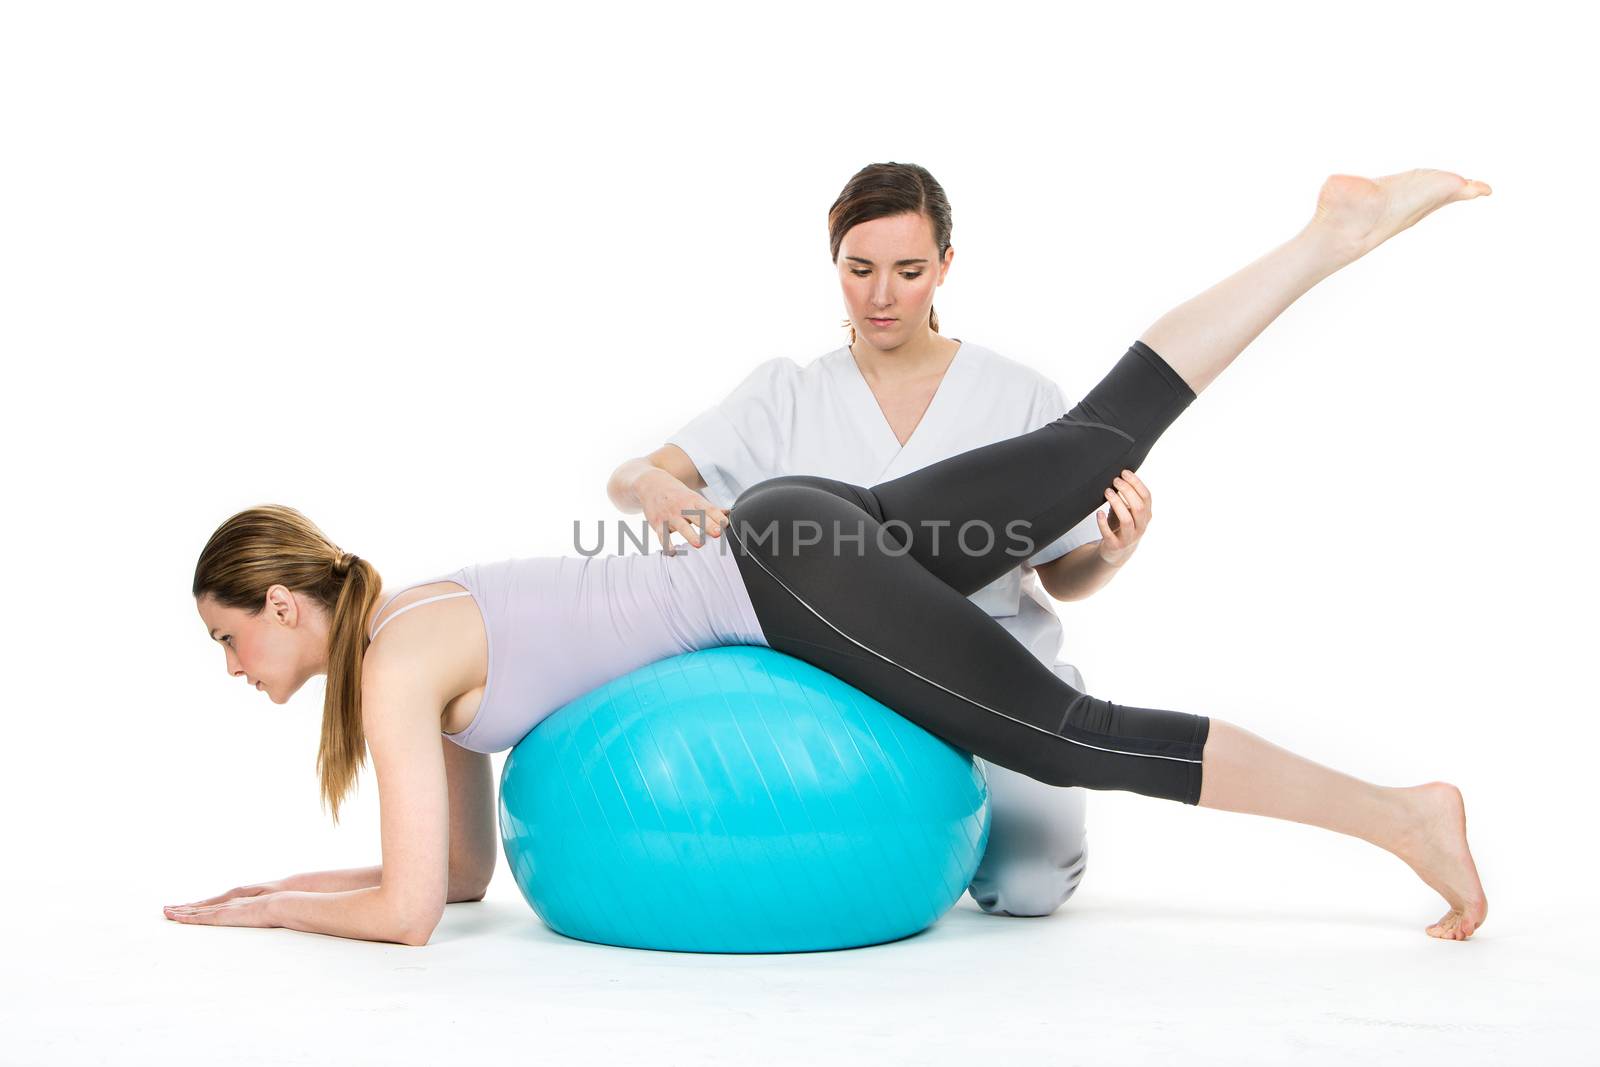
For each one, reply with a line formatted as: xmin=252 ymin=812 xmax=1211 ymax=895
xmin=668 ymin=340 xmax=1104 ymax=666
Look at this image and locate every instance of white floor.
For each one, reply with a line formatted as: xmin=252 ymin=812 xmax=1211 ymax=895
xmin=12 ymin=868 xmax=1594 ymax=1065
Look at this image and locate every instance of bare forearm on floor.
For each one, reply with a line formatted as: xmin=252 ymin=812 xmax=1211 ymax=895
xmin=282 ymin=864 xmax=488 ymax=902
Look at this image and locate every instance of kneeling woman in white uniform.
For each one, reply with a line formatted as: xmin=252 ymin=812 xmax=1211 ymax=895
xmin=606 ymin=162 xmax=1156 ymax=917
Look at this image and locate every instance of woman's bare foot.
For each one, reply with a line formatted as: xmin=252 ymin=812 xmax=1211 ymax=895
xmin=1310 ymin=168 xmax=1493 ymax=260
xmin=1387 ymin=782 xmax=1489 ymax=940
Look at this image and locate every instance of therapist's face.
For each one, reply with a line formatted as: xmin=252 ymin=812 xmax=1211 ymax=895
xmin=836 ymin=212 xmax=954 ymax=351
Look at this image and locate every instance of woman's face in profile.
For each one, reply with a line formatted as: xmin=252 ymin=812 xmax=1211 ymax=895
xmin=836 ymin=211 xmax=953 ymax=350
xmin=196 ymin=589 xmax=313 ymax=705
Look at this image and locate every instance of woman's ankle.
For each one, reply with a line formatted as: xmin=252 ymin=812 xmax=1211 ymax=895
xmin=1365 ymin=783 xmax=1435 ymax=857
xmin=1294 ymin=219 xmax=1365 ymax=276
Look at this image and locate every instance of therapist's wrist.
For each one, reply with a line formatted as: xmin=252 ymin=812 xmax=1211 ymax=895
xmin=1096 ymin=539 xmax=1136 ymax=567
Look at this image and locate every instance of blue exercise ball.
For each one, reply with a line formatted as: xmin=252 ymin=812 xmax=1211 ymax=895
xmin=498 ymin=645 xmax=991 ymax=953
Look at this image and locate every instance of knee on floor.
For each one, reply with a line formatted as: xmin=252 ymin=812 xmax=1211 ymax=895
xmin=968 ymin=850 xmax=1089 ymax=918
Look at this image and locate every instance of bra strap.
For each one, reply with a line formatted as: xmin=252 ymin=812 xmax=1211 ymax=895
xmin=368 ymin=590 xmax=472 ymax=642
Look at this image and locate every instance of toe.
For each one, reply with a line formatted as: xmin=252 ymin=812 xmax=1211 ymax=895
xmin=1427 ymin=909 xmax=1467 ymax=939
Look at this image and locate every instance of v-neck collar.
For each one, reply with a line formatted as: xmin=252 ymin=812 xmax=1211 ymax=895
xmin=841 ymin=338 xmax=968 ymax=460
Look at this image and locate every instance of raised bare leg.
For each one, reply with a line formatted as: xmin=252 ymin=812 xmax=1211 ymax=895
xmin=1199 ymin=719 xmax=1488 ymax=940
xmin=1143 ymin=169 xmax=1494 ymax=395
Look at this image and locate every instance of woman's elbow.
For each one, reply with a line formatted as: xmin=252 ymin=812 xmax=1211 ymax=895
xmin=448 ymin=858 xmax=495 ymax=902
xmin=383 ymin=890 xmax=446 ymax=947
xmin=392 ymin=904 xmax=444 ymax=947
xmin=448 ymin=877 xmax=490 ymax=903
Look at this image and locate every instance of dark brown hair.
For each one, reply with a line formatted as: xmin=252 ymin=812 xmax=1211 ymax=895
xmin=827 ymin=162 xmax=954 ymax=343
xmin=191 ymin=505 xmax=381 ymax=822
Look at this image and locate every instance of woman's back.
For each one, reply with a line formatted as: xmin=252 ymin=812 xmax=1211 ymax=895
xmin=368 ymin=546 xmax=767 ymax=754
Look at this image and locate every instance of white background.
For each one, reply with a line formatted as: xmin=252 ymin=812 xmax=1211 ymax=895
xmin=3 ymin=1 xmax=1596 ymax=1063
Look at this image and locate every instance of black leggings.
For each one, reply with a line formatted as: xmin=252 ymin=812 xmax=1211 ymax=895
xmin=725 ymin=340 xmax=1211 ymax=805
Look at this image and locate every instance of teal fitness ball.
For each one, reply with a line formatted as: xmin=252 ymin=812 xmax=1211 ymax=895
xmin=498 ymin=645 xmax=991 ymax=953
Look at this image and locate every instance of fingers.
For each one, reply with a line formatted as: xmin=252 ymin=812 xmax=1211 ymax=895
xmin=1101 ymin=469 xmax=1154 ymax=554
xmin=163 ymin=897 xmax=269 ymax=928
xmin=1109 ymin=471 xmax=1152 ymax=534
xmin=648 ymin=497 xmax=728 ymax=556
xmin=649 ymin=516 xmax=677 ymax=556
xmin=1104 ymin=484 xmax=1135 ymax=533
xmin=663 ymin=504 xmax=728 ymax=553
xmin=171 ymin=885 xmax=253 ymax=909
xmin=667 ymin=515 xmax=701 ymax=550
xmin=1095 ymin=507 xmax=1119 ymax=545
xmin=680 ymin=504 xmax=727 ymax=541
xmin=1118 ymin=469 xmax=1151 ymax=508
xmin=688 ymin=504 xmax=727 ymax=539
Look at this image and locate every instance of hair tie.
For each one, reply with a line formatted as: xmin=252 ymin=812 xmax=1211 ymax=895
xmin=334 ymin=552 xmax=359 ymax=578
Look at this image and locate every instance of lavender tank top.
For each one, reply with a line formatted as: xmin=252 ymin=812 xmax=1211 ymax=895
xmin=368 ymin=542 xmax=769 ymax=753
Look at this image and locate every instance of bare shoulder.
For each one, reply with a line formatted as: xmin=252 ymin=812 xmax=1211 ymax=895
xmin=362 ymin=583 xmax=489 ymax=708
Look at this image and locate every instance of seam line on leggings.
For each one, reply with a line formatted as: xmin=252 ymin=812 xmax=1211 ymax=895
xmin=727 ymin=523 xmax=1201 ymax=767
xmin=1058 ymin=417 xmax=1135 ymax=444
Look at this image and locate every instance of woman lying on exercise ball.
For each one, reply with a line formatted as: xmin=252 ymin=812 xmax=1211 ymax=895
xmin=174 ymin=167 xmax=1492 ymax=946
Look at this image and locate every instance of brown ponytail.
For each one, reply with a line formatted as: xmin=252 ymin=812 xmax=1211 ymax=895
xmin=827 ymin=161 xmax=954 ymax=344
xmin=191 ymin=505 xmax=383 ymax=822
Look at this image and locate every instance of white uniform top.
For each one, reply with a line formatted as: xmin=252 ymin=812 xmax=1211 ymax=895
xmin=667 ymin=340 xmax=1103 ymax=666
